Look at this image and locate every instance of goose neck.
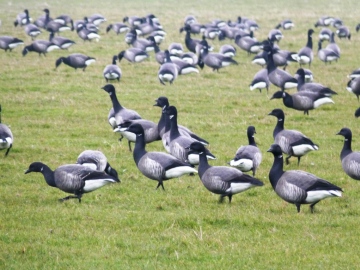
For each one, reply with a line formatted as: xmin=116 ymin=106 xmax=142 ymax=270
xmin=41 ymin=164 xmax=57 ymax=187
xmin=197 ymin=151 xmax=210 ymax=178
xmin=133 ymin=133 xmax=147 ymax=165
xmin=341 ymin=137 xmax=353 ymax=160
xmin=269 ymin=154 xmax=284 ymax=190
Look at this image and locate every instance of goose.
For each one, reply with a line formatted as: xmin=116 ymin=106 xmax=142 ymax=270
xmin=123 ymin=16 xmax=145 ymax=27
xmin=14 ymin=9 xmax=32 ymax=27
xmin=218 ymin=25 xmax=245 ymax=40
xmin=348 ymin=68 xmax=360 ymax=79
xmin=251 ymin=50 xmax=268 ymax=67
xmin=101 ymin=83 xmax=142 ymax=130
xmin=128 ymin=30 xmax=156 ymax=52
xmin=168 ymin=43 xmax=183 ymax=55
xmin=87 ymin=14 xmax=106 ymax=26
xmin=54 ymin=15 xmax=74 ymax=30
xmin=158 ymin=50 xmax=179 ymax=85
xmin=76 ymin=25 xmax=100 ymax=42
xmin=249 ymin=68 xmax=269 ymax=93
xmin=118 ymin=48 xmax=149 ymax=63
xmin=166 ymin=106 xmax=215 ymax=165
xmin=179 ymin=23 xmax=205 ymax=35
xmin=49 ymin=32 xmax=75 ymax=50
xmin=272 ymin=47 xmax=298 ymax=70
xmin=25 ymin=162 xmax=120 ymax=202
xmin=203 ymin=26 xmax=220 ymax=40
xmin=154 ymin=96 xmax=209 ymax=146
xmin=270 ymin=90 xmax=334 ymax=115
xmin=294 ymin=29 xmax=314 ymax=67
xmin=314 ymin=16 xmax=334 ymax=27
xmin=77 ymin=150 xmax=119 ymax=179
xmin=234 ymin=32 xmax=262 ymax=55
xmin=295 ymin=68 xmax=337 ymax=96
xmin=147 ymin=31 xmax=165 ymax=45
xmin=189 ymin=142 xmax=263 ymax=203
xmin=172 ymin=59 xmax=199 ymax=75
xmin=0 ymin=36 xmax=24 ymax=52
xmin=336 ymin=128 xmax=360 ymax=180
xmin=268 ymin=108 xmax=319 ymax=165
xmin=82 ymin=17 xmax=98 ymax=32
xmin=199 ymin=39 xmax=238 ymax=72
xmin=179 ymin=52 xmax=198 ymax=65
xmin=263 ymin=42 xmax=298 ymax=91
xmin=326 ymin=33 xmax=340 ymax=56
xmin=356 ymin=24 xmax=360 ymax=32
xmin=184 ymin=15 xmax=197 ymax=25
xmin=46 ymin=21 xmax=71 ymax=34
xmin=317 ymin=40 xmax=340 ymax=64
xmin=244 ymin=19 xmax=259 ymax=32
xmin=0 ymin=105 xmax=13 ymax=156
xmin=318 ymin=28 xmax=332 ymax=41
xmin=106 ymin=23 xmax=130 ymax=35
xmin=114 ymin=119 xmax=160 ymax=151
xmin=355 ymin=108 xmax=360 ymax=117
xmin=153 ymin=43 xmax=167 ymax=64
xmin=25 ymin=23 xmax=42 ymax=40
xmin=183 ymin=24 xmax=202 ymax=53
xmin=268 ymin=29 xmax=283 ymax=42
xmin=295 ymin=68 xmax=313 ymax=83
xmin=103 ymin=55 xmax=122 ymax=82
xmin=332 ymin=18 xmax=344 ymax=28
xmin=267 ymin=144 xmax=342 ymax=213
xmin=22 ymin=40 xmax=60 ymax=56
xmin=134 ymin=21 xmax=164 ymax=37
xmin=346 ymin=77 xmax=360 ymax=101
xmin=34 ymin=8 xmax=52 ymax=29
xmin=336 ymin=26 xmax=351 ymax=40
xmin=219 ymin=44 xmax=236 ymax=57
xmin=55 ymin=53 xmax=95 ymax=71
xmin=229 ymin=126 xmax=262 ymax=176
xmin=275 ymin=19 xmax=294 ymax=30
xmin=125 ymin=123 xmax=197 ymax=190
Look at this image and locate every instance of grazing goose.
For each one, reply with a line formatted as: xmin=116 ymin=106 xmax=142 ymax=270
xmin=234 ymin=33 xmax=262 ymax=55
xmin=199 ymin=40 xmax=238 ymax=72
xmin=103 ymin=55 xmax=122 ymax=82
xmin=147 ymin=30 xmax=165 ymax=45
xmin=251 ymin=50 xmax=268 ymax=67
xmin=268 ymin=108 xmax=319 ymax=165
xmin=158 ymin=50 xmax=178 ymax=85
xmin=0 ymin=36 xmax=24 ymax=51
xmin=268 ymin=29 xmax=283 ymax=42
xmin=336 ymin=128 xmax=360 ymax=180
xmin=294 ymin=29 xmax=314 ymax=67
xmin=118 ymin=48 xmax=149 ymax=63
xmin=318 ymin=28 xmax=332 ymax=41
xmin=348 ymin=68 xmax=360 ymax=79
xmin=189 ymin=142 xmax=263 ymax=203
xmin=82 ymin=17 xmax=98 ymax=32
xmin=229 ymin=126 xmax=262 ymax=176
xmin=317 ymin=40 xmax=340 ymax=64
xmin=346 ymin=77 xmax=360 ymax=101
xmin=54 ymin=15 xmax=74 ymax=30
xmin=134 ymin=18 xmax=164 ymax=36
xmin=87 ymin=14 xmax=106 ymax=26
xmin=76 ymin=26 xmax=100 ymax=42
xmin=128 ymin=30 xmax=156 ymax=52
xmin=332 ymin=18 xmax=343 ymax=28
xmin=123 ymin=16 xmax=144 ymax=27
xmin=249 ymin=68 xmax=269 ymax=93
xmin=264 ymin=42 xmax=298 ymax=91
xmin=125 ymin=123 xmax=197 ymax=190
xmin=101 ymin=83 xmax=142 ymax=131
xmin=14 ymin=9 xmax=32 ymax=27
xmin=77 ymin=150 xmax=119 ymax=179
xmin=314 ymin=16 xmax=334 ymax=27
xmin=55 ymin=53 xmax=95 ymax=71
xmin=166 ymin=106 xmax=215 ymax=165
xmin=34 ymin=8 xmax=52 ymax=29
xmin=25 ymin=24 xmax=42 ymax=40
xmin=0 ymin=105 xmax=13 ymax=156
xmin=336 ymin=26 xmax=351 ymax=40
xmin=106 ymin=23 xmax=130 ymax=34
xmin=276 ymin=19 xmax=294 ymax=30
xmin=180 ymin=23 xmax=205 ymax=35
xmin=25 ymin=162 xmax=120 ymax=202
xmin=46 ymin=21 xmax=71 ymax=34
xmin=184 ymin=15 xmax=197 ymax=25
xmin=296 ymin=68 xmax=337 ymax=96
xmin=272 ymin=47 xmax=298 ymax=70
xmin=172 ymin=58 xmax=199 ymax=75
xmin=267 ymin=144 xmax=342 ymax=213
xmin=49 ymin=32 xmax=75 ymax=50
xmin=219 ymin=44 xmax=236 ymax=57
xmin=326 ymin=33 xmax=340 ymax=56
xmin=270 ymin=90 xmax=334 ymax=115
xmin=22 ymin=40 xmax=60 ymax=56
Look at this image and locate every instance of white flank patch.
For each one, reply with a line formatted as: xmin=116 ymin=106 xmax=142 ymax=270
xmin=85 ymin=59 xmax=96 ymax=66
xmin=145 ymin=47 xmax=154 ymax=52
xmin=154 ymin=36 xmax=164 ymax=43
xmin=9 ymin=42 xmax=24 ymax=49
xmin=223 ymin=52 xmax=235 ymax=58
xmin=250 ymin=45 xmax=261 ymax=53
xmin=61 ymin=43 xmax=74 ymax=49
xmin=108 ymin=117 xmax=117 ymax=129
xmin=346 ymin=86 xmax=353 ymax=93
xmin=250 ymin=82 xmax=266 ymax=91
xmin=305 ymin=75 xmax=313 ymax=82
xmin=252 ymin=58 xmax=266 ymax=66
xmin=30 ymin=31 xmax=41 ymax=37
xmin=120 ymin=131 xmax=136 ymax=142
xmin=227 ymin=182 xmax=255 ymax=194
xmin=46 ymin=45 xmax=60 ymax=52
xmin=159 ymin=74 xmax=174 ymax=82
xmin=305 ymin=190 xmax=342 ymax=203
xmin=221 ymin=61 xmax=232 ymax=67
xmin=291 ymin=144 xmax=317 ymax=156
xmin=229 ymin=159 xmax=253 ymax=172
xmin=88 ymin=33 xmax=100 ymax=40
xmin=105 ymin=72 xmax=119 ymax=79
xmin=319 ymin=34 xmax=330 ymax=40
xmin=313 ymin=97 xmax=334 ymax=108
xmin=165 ymin=166 xmax=197 ymax=178
xmin=298 ymin=55 xmax=310 ymax=64
xmin=180 ymin=67 xmax=198 ymax=75
xmin=125 ymin=37 xmax=133 ymax=43
xmin=283 ymin=82 xmax=298 ymax=89
xmin=187 ymin=153 xmax=200 ymax=164
xmin=59 ymin=26 xmax=71 ymax=32
xmin=326 ymin=56 xmax=338 ymax=62
xmin=83 ymin=179 xmax=116 ymax=192
xmin=134 ymin=55 xmax=148 ymax=62
xmin=80 ymin=163 xmax=97 ymax=170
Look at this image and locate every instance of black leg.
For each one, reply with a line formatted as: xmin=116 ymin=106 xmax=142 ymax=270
xmin=296 ymin=203 xmax=301 ymax=213
xmin=286 ymin=155 xmax=292 ymax=165
xmin=310 ymin=201 xmax=319 ymax=213
xmin=228 ymin=194 xmax=232 ymax=203
xmin=59 ymin=195 xmax=79 ymax=202
xmin=5 ymin=144 xmax=12 ymax=156
xmin=297 ymin=156 xmax=301 ymax=166
xmin=156 ymin=181 xmax=165 ymax=191
xmin=118 ymin=135 xmax=124 ymax=141
xmin=219 ymin=195 xmax=225 ymax=203
xmin=128 ymin=141 xmax=132 ymax=152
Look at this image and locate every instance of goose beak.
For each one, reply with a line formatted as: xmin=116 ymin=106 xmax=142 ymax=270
xmin=24 ymin=169 xmax=31 ymax=174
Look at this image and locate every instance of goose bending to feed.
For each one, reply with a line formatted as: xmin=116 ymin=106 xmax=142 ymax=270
xmin=25 ymin=24 xmax=42 ymax=40
xmin=336 ymin=26 xmax=351 ymax=40
xmin=25 ymin=162 xmax=120 ymax=202
xmin=55 ymin=53 xmax=95 ymax=71
xmin=336 ymin=128 xmax=360 ymax=180
xmin=54 ymin=15 xmax=74 ymax=30
xmin=249 ymin=68 xmax=269 ymax=93
xmin=267 ymin=144 xmax=342 ymax=213
xmin=118 ymin=48 xmax=149 ymax=63
xmin=49 ymin=32 xmax=75 ymax=50
xmin=234 ymin=33 xmax=262 ymax=55
xmin=270 ymin=90 xmax=334 ymax=115
xmin=317 ymin=41 xmax=339 ymax=64
xmin=106 ymin=23 xmax=130 ymax=35
xmin=166 ymin=106 xmax=215 ymax=165
xmin=294 ymin=29 xmax=314 ymax=67
xmin=346 ymin=77 xmax=360 ymax=101
xmin=348 ymin=68 xmax=360 ymax=79
xmin=22 ymin=40 xmax=60 ymax=56
xmin=276 ymin=19 xmax=294 ymax=30
xmin=229 ymin=126 xmax=262 ymax=176
xmin=268 ymin=108 xmax=318 ymax=165
xmin=0 ymin=36 xmax=24 ymax=52
xmin=103 ymin=55 xmax=122 ymax=82
xmin=158 ymin=50 xmax=178 ymax=85
xmin=125 ymin=123 xmax=197 ymax=190
xmin=77 ymin=150 xmax=119 ymax=179
xmin=46 ymin=21 xmax=71 ymax=34
xmin=189 ymin=142 xmax=263 ymax=203
xmin=314 ymin=16 xmax=334 ymax=27
xmin=76 ymin=26 xmax=100 ymax=42
xmin=219 ymin=44 xmax=236 ymax=57
xmin=0 ymin=105 xmax=13 ymax=156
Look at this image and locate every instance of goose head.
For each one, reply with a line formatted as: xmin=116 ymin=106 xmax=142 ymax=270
xmin=101 ymin=84 xmax=116 ymax=95
xmin=187 ymin=141 xmax=206 ymax=153
xmin=336 ymin=127 xmax=352 ymax=140
xmin=267 ymin=144 xmax=282 ymax=156
xmin=25 ymin=162 xmax=45 ymax=174
xmin=268 ymin=108 xmax=285 ymax=119
xmin=165 ymin=105 xmax=177 ymax=119
xmin=125 ymin=123 xmax=144 ymax=136
xmin=154 ymin=96 xmax=169 ymax=109
xmin=270 ymin=91 xmax=285 ymax=100
xmin=247 ymin=126 xmax=256 ymax=137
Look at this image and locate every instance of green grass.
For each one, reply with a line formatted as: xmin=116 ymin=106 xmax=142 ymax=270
xmin=1 ymin=0 xmax=360 ymax=269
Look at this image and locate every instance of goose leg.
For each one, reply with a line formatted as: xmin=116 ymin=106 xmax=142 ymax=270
xmin=219 ymin=195 xmax=225 ymax=203
xmin=5 ymin=144 xmax=12 ymax=156
xmin=59 ymin=195 xmax=80 ymax=202
xmin=295 ymin=203 xmax=301 ymax=213
xmin=297 ymin=156 xmax=301 ymax=166
xmin=228 ymin=194 xmax=232 ymax=203
xmin=118 ymin=134 xmax=124 ymax=141
xmin=128 ymin=141 xmax=132 ymax=152
xmin=310 ymin=201 xmax=319 ymax=213
xmin=156 ymin=181 xmax=165 ymax=191
xmin=285 ymin=155 xmax=292 ymax=165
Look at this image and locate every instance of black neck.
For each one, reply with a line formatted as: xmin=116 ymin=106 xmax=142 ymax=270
xmin=269 ymin=154 xmax=284 ymax=190
xmin=296 ymin=72 xmax=305 ymax=90
xmin=266 ymin=51 xmax=276 ymax=72
xmin=133 ymin=133 xmax=147 ymax=165
xmin=197 ymin=151 xmax=210 ymax=178
xmin=273 ymin=117 xmax=284 ymax=138
xmin=169 ymin=114 xmax=181 ymax=141
xmin=282 ymin=93 xmax=293 ymax=108
xmin=306 ymin=35 xmax=313 ymax=49
xmin=248 ymin=133 xmax=257 ymax=146
xmin=340 ymin=136 xmax=353 ymax=160
xmin=109 ymin=91 xmax=123 ymax=112
xmin=41 ymin=164 xmax=57 ymax=187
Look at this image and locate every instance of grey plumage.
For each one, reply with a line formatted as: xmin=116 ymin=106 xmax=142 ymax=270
xmin=296 ymin=68 xmax=337 ymax=96
xmin=55 ymin=53 xmax=95 ymax=70
xmin=106 ymin=23 xmax=130 ymax=34
xmin=336 ymin=26 xmax=351 ymax=40
xmin=14 ymin=9 xmax=32 ymax=27
xmin=234 ymin=32 xmax=262 ymax=54
xmin=25 ymin=24 xmax=42 ymax=40
xmin=318 ymin=28 xmax=332 ymax=41
xmin=317 ymin=40 xmax=339 ymax=64
xmin=22 ymin=40 xmax=60 ymax=56
xmin=346 ymin=76 xmax=360 ymax=101
xmin=76 ymin=26 xmax=100 ymax=41
xmin=276 ymin=19 xmax=294 ymax=30
xmin=219 ymin=44 xmax=236 ymax=57
xmin=49 ymin=32 xmax=75 ymax=50
xmin=326 ymin=33 xmax=340 ymax=56
xmin=158 ymin=50 xmax=178 ymax=85
xmin=294 ymin=29 xmax=314 ymax=67
xmin=46 ymin=21 xmax=71 ymax=34
xmin=103 ymin=55 xmax=122 ymax=82
xmin=118 ymin=48 xmax=149 ymax=63
xmin=0 ymin=36 xmax=24 ymax=51
xmin=249 ymin=68 xmax=269 ymax=93
xmin=0 ymin=105 xmax=13 ymax=156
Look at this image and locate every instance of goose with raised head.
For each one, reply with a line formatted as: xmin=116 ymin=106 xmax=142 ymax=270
xmin=0 ymin=36 xmax=24 ymax=52
xmin=294 ymin=29 xmax=314 ymax=67
xmin=267 ymin=144 xmax=342 ymax=213
xmin=125 ymin=123 xmax=197 ymax=190
xmin=296 ymin=68 xmax=337 ymax=96
xmin=276 ymin=19 xmax=294 ymax=30
xmin=183 ymin=24 xmax=202 ymax=53
xmin=22 ymin=40 xmax=60 ymax=56
xmin=268 ymin=108 xmax=319 ymax=165
xmin=337 ymin=128 xmax=360 ymax=180
xmin=189 ymin=142 xmax=263 ymax=203
xmin=103 ymin=55 xmax=122 ymax=82
xmin=326 ymin=33 xmax=340 ymax=56
xmin=158 ymin=50 xmax=178 ymax=85
xmin=49 ymin=32 xmax=75 ymax=50
xmin=14 ymin=9 xmax=32 ymax=27
xmin=317 ymin=40 xmax=340 ymax=64
xmin=0 ymin=105 xmax=13 ymax=156
xmin=229 ymin=126 xmax=262 ymax=176
xmin=249 ymin=68 xmax=269 ymax=93
xmin=77 ymin=150 xmax=119 ymax=179
xmin=118 ymin=48 xmax=149 ymax=63
xmin=34 ymin=8 xmax=52 ymax=29
xmin=25 ymin=162 xmax=120 ymax=202
xmin=166 ymin=106 xmax=215 ymax=165
xmin=55 ymin=53 xmax=95 ymax=71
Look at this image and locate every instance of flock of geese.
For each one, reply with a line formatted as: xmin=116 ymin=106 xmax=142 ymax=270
xmin=2 ymin=9 xmax=360 ymax=213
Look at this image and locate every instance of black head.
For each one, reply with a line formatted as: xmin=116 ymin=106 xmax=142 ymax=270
xmin=24 ymin=9 xmax=29 ymax=14
xmin=356 ymin=24 xmax=360 ymax=33
xmin=107 ymin=166 xmax=119 ymax=181
xmin=106 ymin=24 xmax=112 ymax=33
xmin=43 ymin=8 xmax=50 ymax=14
xmin=112 ymin=55 xmax=118 ymax=63
xmin=123 ymin=16 xmax=129 ymax=23
xmin=25 ymin=162 xmax=46 ymax=174
xmin=270 ymin=91 xmax=285 ymax=100
xmin=22 ymin=46 xmax=29 ymax=57
xmin=275 ymin=23 xmax=281 ymax=29
xmin=267 ymin=144 xmax=283 ymax=156
xmin=125 ymin=123 xmax=145 ymax=136
xmin=296 ymin=68 xmax=305 ymax=78
xmin=308 ymin=29 xmax=314 ymax=36
xmin=268 ymin=108 xmax=285 ymax=119
xmin=336 ymin=127 xmax=352 ymax=139
xmin=247 ymin=126 xmax=256 ymax=136
xmin=165 ymin=105 xmax=178 ymax=117
xmin=118 ymin=51 xmax=125 ymax=61
xmin=154 ymin=96 xmax=169 ymax=108
xmin=188 ymin=141 xmax=206 ymax=153
xmin=55 ymin=57 xmax=64 ymax=68
xmin=355 ymin=108 xmax=360 ymax=118
xmin=101 ymin=84 xmax=116 ymax=94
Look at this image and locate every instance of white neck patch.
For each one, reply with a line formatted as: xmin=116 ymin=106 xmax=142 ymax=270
xmin=169 ymin=115 xmax=174 ymax=119
xmin=278 ymin=119 xmax=283 ymax=122
xmin=41 ymin=167 xmax=44 ymax=172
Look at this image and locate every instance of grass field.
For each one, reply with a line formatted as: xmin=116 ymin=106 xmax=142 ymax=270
xmin=1 ymin=0 xmax=360 ymax=269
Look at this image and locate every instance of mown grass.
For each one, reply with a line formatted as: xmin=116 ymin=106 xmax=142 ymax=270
xmin=1 ymin=0 xmax=360 ymax=269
